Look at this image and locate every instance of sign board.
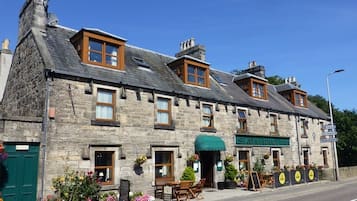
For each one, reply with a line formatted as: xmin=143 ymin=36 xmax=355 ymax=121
xmin=119 ymin=179 xmax=130 ymax=201
xmin=322 ymin=124 xmax=337 ymax=136
xmin=324 ymin=124 xmax=336 ymax=130
xmin=321 ymin=131 xmax=337 ymax=136
xmin=320 ymin=138 xmax=338 ymax=143
xmin=248 ymin=171 xmax=261 ymax=191
xmin=16 ymin=145 xmax=29 ymax=151
xmin=163 ymin=186 xmax=173 ymax=201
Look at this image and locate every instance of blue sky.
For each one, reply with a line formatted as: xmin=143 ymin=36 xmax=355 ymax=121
xmin=1 ymin=0 xmax=356 ymax=110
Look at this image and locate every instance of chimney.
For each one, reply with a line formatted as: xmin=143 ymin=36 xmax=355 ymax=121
xmin=18 ymin=0 xmax=48 ymax=41
xmin=285 ymin=76 xmax=300 ymax=87
xmin=238 ymin=61 xmax=266 ymax=78
xmin=0 ymin=39 xmax=13 ymax=101
xmin=175 ymin=38 xmax=206 ymax=61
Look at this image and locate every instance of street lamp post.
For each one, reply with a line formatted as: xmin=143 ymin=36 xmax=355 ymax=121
xmin=326 ymin=69 xmax=344 ymax=181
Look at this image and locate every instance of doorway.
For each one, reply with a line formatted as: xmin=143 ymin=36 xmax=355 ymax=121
xmin=2 ymin=143 xmax=39 ymax=201
xmin=200 ymin=151 xmax=217 ymax=187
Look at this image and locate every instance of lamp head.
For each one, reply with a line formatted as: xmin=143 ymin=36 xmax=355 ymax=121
xmin=334 ymin=69 xmax=344 ymax=73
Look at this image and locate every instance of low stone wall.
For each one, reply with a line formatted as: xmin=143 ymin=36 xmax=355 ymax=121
xmin=339 ymin=166 xmax=357 ymax=179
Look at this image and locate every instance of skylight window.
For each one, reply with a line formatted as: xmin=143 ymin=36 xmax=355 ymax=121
xmin=211 ymin=72 xmax=226 ymax=86
xmin=132 ymin=56 xmax=150 ymax=69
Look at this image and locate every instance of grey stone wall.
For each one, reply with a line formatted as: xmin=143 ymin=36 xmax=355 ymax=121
xmin=18 ymin=0 xmax=47 ymax=41
xmin=44 ymin=79 xmax=239 ymax=194
xmin=38 ymin=77 xmax=332 ymax=196
xmin=1 ymin=33 xmax=46 ymax=117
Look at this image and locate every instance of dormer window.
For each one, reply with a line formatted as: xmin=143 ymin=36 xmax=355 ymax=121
xmin=252 ymin=81 xmax=266 ymax=99
xmin=234 ymin=75 xmax=268 ymax=100
xmin=168 ymin=56 xmax=210 ymax=88
xmin=294 ymin=91 xmax=307 ymax=107
xmin=278 ymin=89 xmax=307 ymax=108
xmin=71 ymin=29 xmax=126 ymax=70
xmin=276 ymin=78 xmax=308 ymax=108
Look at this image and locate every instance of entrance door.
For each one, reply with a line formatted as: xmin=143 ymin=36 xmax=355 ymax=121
xmin=200 ymin=151 xmax=216 ymax=187
xmin=2 ymin=143 xmax=39 ymax=201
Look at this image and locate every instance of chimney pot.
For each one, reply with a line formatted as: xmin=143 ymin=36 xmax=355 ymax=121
xmin=1 ymin=39 xmax=9 ymax=50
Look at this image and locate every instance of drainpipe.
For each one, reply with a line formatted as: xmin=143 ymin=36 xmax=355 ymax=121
xmin=294 ymin=115 xmax=301 ymax=165
xmin=39 ymin=71 xmax=51 ymax=201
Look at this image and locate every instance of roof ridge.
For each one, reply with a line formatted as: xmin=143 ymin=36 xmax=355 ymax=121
xmin=53 ymin=24 xmax=78 ymax=33
xmin=126 ymin=44 xmax=176 ymax=60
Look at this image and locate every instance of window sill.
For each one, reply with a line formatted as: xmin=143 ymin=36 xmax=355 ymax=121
xmin=100 ymin=184 xmax=120 ymax=191
xmin=301 ymin=135 xmax=308 ymax=138
xmin=91 ymin=120 xmax=120 ymax=127
xmin=154 ymin=124 xmax=175 ymax=130
xmin=237 ymin=130 xmax=248 ymax=134
xmin=200 ymin=127 xmax=217 ymax=133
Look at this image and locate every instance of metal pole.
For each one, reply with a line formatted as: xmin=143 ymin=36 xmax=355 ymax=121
xmin=326 ymin=71 xmax=341 ymax=181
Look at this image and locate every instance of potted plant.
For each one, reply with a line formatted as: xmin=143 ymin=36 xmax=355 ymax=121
xmin=181 ymin=167 xmax=195 ymax=182
xmin=224 ymin=163 xmax=238 ymax=189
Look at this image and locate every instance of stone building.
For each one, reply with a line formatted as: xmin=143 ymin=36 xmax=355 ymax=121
xmin=0 ymin=39 xmax=13 ymax=101
xmin=0 ymin=0 xmax=332 ymax=200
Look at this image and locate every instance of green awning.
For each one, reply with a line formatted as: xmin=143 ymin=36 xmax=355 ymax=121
xmin=195 ymin=135 xmax=226 ymax=151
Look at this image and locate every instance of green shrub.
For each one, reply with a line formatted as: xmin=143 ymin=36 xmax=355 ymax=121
xmin=51 ymin=167 xmax=101 ymax=201
xmin=224 ymin=163 xmax=238 ymax=181
xmin=253 ymin=159 xmax=265 ymax=174
xmin=180 ymin=167 xmax=195 ymax=182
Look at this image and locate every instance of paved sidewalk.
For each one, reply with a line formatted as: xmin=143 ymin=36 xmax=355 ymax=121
xmin=155 ymin=180 xmax=333 ymax=201
xmin=198 ymin=188 xmax=260 ymax=201
xmin=197 ymin=180 xmax=332 ymax=201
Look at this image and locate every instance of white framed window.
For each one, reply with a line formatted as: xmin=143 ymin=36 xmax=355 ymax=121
xmin=90 ymin=146 xmax=120 ymax=186
xmin=156 ymin=97 xmax=172 ymax=125
xmin=96 ymin=88 xmax=115 ymax=121
xmin=202 ymin=104 xmax=214 ymax=128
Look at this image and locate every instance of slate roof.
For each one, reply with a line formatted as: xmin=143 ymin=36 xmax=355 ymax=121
xmin=275 ymin=83 xmax=301 ymax=92
xmin=41 ymin=25 xmax=328 ymax=120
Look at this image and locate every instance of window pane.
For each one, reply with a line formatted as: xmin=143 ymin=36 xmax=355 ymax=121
xmin=96 ymin=105 xmax=113 ymax=119
xmin=95 ymin=151 xmax=113 ymax=166
xmin=197 ymin=68 xmax=205 ymax=76
xmin=239 ymin=151 xmax=247 ymax=160
xmin=157 ymin=112 xmax=169 ymax=124
xmin=89 ymin=40 xmax=102 ymax=52
xmin=106 ymin=44 xmax=118 ymax=55
xmin=89 ymin=52 xmax=102 ymax=63
xmin=106 ymin=55 xmax=117 ymax=66
xmin=98 ymin=90 xmax=113 ymax=103
xmin=270 ymin=125 xmax=275 ymax=133
xmin=202 ymin=117 xmax=211 ymax=127
xmin=188 ymin=75 xmax=195 ymax=83
xmin=157 ymin=98 xmax=169 ymax=110
xmin=155 ymin=151 xmax=171 ymax=164
xmin=198 ymin=77 xmax=205 ymax=85
xmin=238 ymin=110 xmax=246 ymax=119
xmin=95 ymin=168 xmax=113 ymax=183
xmin=203 ymin=105 xmax=212 ymax=114
xmin=155 ymin=165 xmax=172 ymax=178
xmin=188 ymin=65 xmax=195 ymax=74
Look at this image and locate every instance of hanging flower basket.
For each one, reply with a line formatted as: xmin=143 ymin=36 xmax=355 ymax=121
xmin=263 ymin=153 xmax=270 ymax=160
xmin=135 ymin=155 xmax=147 ymax=165
xmin=187 ymin=154 xmax=199 ymax=162
xmin=225 ymin=153 xmax=234 ymax=163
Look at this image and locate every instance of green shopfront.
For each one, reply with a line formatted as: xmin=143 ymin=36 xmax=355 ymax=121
xmin=235 ymin=134 xmax=290 ymax=174
xmin=235 ymin=135 xmax=290 ymax=147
